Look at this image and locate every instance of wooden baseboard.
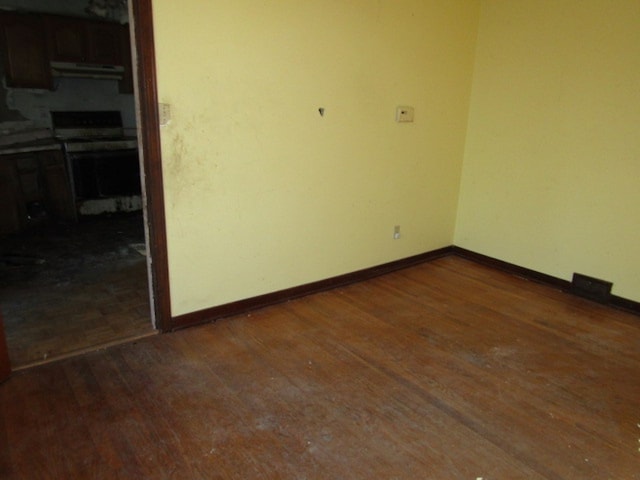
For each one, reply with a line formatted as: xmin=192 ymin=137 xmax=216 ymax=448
xmin=451 ymin=247 xmax=571 ymax=289
xmin=171 ymin=245 xmax=639 ymax=330
xmin=171 ymin=246 xmax=455 ymax=330
xmin=452 ymin=247 xmax=640 ymax=317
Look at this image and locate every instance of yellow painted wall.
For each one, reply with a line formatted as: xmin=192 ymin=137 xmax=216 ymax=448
xmin=152 ymin=1 xmax=480 ymax=316
xmin=456 ymin=0 xmax=640 ymax=300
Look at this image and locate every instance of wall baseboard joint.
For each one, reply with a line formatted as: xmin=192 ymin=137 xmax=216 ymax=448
xmin=171 ymin=245 xmax=639 ymax=330
xmin=171 ymin=246 xmax=455 ymax=330
xmin=451 ymin=247 xmax=640 ymax=317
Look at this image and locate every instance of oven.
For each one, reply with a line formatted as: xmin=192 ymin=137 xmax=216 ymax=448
xmin=68 ymin=148 xmax=141 ymax=199
xmin=52 ymin=111 xmax=141 ymax=216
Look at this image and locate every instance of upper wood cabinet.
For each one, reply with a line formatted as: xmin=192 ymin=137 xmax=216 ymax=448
xmin=1 ymin=13 xmax=130 ymax=90
xmin=45 ymin=16 xmax=84 ymax=62
xmin=0 ymin=13 xmax=52 ymax=89
xmin=89 ymin=22 xmax=123 ymax=65
xmin=47 ymin=16 xmax=123 ymax=65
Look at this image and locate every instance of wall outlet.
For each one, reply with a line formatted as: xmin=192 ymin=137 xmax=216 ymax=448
xmin=393 ymin=225 xmax=401 ymax=239
xmin=396 ymin=106 xmax=414 ymax=123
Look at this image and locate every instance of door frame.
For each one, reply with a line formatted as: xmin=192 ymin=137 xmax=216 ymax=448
xmin=0 ymin=310 xmax=10 ymax=382
xmin=130 ymin=0 xmax=172 ymax=332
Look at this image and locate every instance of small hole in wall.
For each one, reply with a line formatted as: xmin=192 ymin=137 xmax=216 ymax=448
xmin=318 ymin=107 xmax=325 ymax=117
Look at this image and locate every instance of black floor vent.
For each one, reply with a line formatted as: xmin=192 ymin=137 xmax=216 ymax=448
xmin=571 ymin=273 xmax=613 ymax=303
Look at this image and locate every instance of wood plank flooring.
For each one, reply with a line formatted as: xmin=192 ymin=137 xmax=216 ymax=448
xmin=1 ymin=256 xmax=639 ymax=479
xmin=0 ymin=214 xmax=156 ymax=368
xmin=2 ymin=256 xmax=155 ymax=368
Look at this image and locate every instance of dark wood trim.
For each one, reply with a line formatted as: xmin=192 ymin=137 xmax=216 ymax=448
xmin=130 ymin=0 xmax=172 ymax=332
xmin=451 ymin=247 xmax=571 ymax=290
xmin=172 ymin=247 xmax=455 ymax=330
xmin=173 ymin=244 xmax=639 ymax=330
xmin=0 ymin=310 xmax=11 ymax=383
xmin=611 ymin=295 xmax=640 ymax=316
xmin=452 ymin=247 xmax=640 ymax=317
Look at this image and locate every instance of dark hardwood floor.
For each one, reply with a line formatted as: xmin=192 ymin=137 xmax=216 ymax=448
xmin=1 ymin=256 xmax=638 ymax=479
xmin=0 ymin=214 xmax=156 ymax=368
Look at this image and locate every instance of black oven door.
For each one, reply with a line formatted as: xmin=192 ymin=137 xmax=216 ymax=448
xmin=70 ymin=149 xmax=141 ymax=200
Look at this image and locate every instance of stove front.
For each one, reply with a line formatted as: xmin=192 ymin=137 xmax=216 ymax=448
xmin=51 ymin=111 xmax=141 ymax=216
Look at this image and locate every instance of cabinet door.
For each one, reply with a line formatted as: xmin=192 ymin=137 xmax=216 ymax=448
xmin=0 ymin=13 xmax=51 ymax=89
xmin=47 ymin=16 xmax=86 ymax=62
xmin=40 ymin=151 xmax=76 ymax=222
xmin=0 ymin=160 xmax=25 ymax=235
xmin=88 ymin=22 xmax=122 ymax=65
xmin=47 ymin=16 xmax=123 ymax=65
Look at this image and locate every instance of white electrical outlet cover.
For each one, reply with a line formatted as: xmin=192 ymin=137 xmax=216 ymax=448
xmin=396 ymin=106 xmax=414 ymax=123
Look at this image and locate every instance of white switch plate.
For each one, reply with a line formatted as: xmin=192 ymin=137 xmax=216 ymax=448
xmin=396 ymin=106 xmax=414 ymax=123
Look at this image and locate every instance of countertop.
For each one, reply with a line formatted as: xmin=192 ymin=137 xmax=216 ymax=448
xmin=0 ymin=138 xmax=62 ymax=156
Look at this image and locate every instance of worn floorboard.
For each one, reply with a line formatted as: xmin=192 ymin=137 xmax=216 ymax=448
xmin=1 ymin=256 xmax=638 ymax=479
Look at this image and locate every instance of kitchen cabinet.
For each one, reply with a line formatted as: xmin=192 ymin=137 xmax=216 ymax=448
xmin=45 ymin=16 xmax=84 ymax=62
xmin=0 ymin=13 xmax=51 ymax=89
xmin=0 ymin=160 xmax=24 ymax=236
xmin=1 ymin=13 xmax=132 ymax=91
xmin=40 ymin=151 xmax=76 ymax=222
xmin=0 ymin=149 xmax=75 ymax=235
xmin=88 ymin=21 xmax=122 ymax=65
xmin=47 ymin=15 xmax=123 ymax=65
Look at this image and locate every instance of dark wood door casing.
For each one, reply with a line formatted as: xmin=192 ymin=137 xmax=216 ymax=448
xmin=0 ymin=310 xmax=11 ymax=382
xmin=130 ymin=0 xmax=172 ymax=332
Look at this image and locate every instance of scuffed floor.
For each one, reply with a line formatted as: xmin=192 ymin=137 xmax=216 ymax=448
xmin=0 ymin=213 xmax=156 ymax=368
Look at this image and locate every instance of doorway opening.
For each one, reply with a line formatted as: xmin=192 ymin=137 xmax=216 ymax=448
xmin=0 ymin=0 xmax=160 ymax=369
